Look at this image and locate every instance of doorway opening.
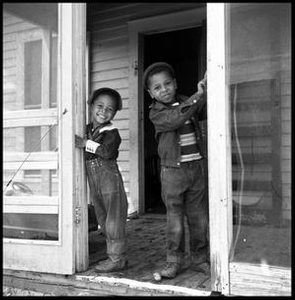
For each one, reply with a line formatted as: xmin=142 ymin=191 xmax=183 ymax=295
xmin=143 ymin=27 xmax=204 ymax=214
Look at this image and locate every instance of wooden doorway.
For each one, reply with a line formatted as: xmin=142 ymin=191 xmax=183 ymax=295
xmin=128 ymin=7 xmax=206 ymax=214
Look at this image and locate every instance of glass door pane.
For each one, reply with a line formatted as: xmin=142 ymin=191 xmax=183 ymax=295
xmin=3 ymin=3 xmax=59 ymax=241
xmin=228 ymin=3 xmax=291 ymax=268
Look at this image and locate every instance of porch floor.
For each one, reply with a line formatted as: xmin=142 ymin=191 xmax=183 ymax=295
xmin=85 ymin=213 xmax=212 ymax=292
xmin=3 ymin=213 xmax=290 ymax=296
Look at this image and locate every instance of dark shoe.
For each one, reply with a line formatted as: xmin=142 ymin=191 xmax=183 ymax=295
xmin=160 ymin=262 xmax=181 ymax=279
xmin=94 ymin=257 xmax=128 ymax=273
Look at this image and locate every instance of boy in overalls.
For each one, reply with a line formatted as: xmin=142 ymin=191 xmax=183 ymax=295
xmin=75 ymin=87 xmax=128 ymax=272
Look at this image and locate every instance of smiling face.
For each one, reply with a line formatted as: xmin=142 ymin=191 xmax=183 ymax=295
xmin=147 ymin=70 xmax=177 ymax=104
xmin=91 ymin=94 xmax=117 ymax=127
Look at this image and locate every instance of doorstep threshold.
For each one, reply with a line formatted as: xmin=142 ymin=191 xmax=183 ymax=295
xmin=76 ymin=274 xmax=211 ymax=296
xmin=3 ymin=269 xmax=211 ymax=296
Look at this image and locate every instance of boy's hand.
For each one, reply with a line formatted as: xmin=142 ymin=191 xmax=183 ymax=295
xmin=75 ymin=134 xmax=87 ymax=148
xmin=197 ymin=72 xmax=207 ymax=96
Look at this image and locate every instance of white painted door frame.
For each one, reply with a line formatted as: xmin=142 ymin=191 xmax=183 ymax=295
xmin=3 ymin=3 xmax=88 ymax=275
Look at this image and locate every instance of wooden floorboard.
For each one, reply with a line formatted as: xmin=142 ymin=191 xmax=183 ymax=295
xmin=3 ymin=213 xmax=291 ymax=296
xmin=87 ymin=214 xmax=211 ymax=291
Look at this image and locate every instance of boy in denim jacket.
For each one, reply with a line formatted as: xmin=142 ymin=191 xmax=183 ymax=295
xmin=143 ymin=62 xmax=208 ymax=278
xmin=75 ymin=87 xmax=128 ymax=272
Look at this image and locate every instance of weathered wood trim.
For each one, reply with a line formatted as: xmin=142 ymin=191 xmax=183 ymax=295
xmin=127 ymin=21 xmax=141 ymax=215
xmin=207 ymin=3 xmax=231 ymax=295
xmin=57 ymin=3 xmax=76 ymax=274
xmin=229 ymin=262 xmax=291 ymax=296
xmin=3 ymin=269 xmax=211 ymax=296
xmin=72 ymin=3 xmax=88 ymax=273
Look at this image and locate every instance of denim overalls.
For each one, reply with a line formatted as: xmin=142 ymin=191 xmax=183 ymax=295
xmin=85 ymin=123 xmax=128 ymax=260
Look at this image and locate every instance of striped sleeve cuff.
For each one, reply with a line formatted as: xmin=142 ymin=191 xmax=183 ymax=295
xmin=85 ymin=140 xmax=100 ymax=153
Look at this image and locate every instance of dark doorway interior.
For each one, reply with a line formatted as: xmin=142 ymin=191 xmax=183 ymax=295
xmin=143 ymin=27 xmax=203 ymax=213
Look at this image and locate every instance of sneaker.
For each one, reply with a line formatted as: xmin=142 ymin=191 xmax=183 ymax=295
xmin=160 ymin=262 xmax=181 ymax=279
xmin=94 ymin=257 xmax=128 ymax=273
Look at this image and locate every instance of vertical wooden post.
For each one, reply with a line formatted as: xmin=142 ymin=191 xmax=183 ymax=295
xmin=72 ymin=3 xmax=88 ymax=272
xmin=128 ymin=24 xmax=141 ymax=215
xmin=59 ymin=3 xmax=88 ymax=273
xmin=58 ymin=3 xmax=75 ymax=274
xmin=207 ymin=3 xmax=232 ymax=295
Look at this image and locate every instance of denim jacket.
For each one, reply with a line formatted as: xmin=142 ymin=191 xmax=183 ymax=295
xmin=149 ymin=92 xmax=207 ymax=168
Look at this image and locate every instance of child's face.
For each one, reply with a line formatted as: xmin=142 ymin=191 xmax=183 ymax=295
xmin=147 ymin=71 xmax=177 ymax=104
xmin=91 ymin=95 xmax=117 ymax=126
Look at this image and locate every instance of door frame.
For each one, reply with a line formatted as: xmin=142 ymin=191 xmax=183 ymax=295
xmin=128 ymin=7 xmax=206 ymax=216
xmin=3 ymin=3 xmax=88 ymax=275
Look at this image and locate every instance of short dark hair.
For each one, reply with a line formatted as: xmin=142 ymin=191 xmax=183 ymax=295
xmin=87 ymin=87 xmax=122 ymax=111
xmin=143 ymin=62 xmax=175 ymax=90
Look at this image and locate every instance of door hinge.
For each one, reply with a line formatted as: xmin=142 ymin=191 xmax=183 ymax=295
xmin=75 ymin=206 xmax=81 ymax=224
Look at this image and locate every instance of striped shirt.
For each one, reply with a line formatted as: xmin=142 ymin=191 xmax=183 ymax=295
xmin=179 ymin=120 xmax=202 ymax=162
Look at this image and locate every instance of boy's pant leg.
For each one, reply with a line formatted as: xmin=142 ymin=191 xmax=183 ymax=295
xmin=86 ymin=160 xmax=107 ymax=234
xmin=86 ymin=160 xmax=128 ymax=259
xmin=161 ymin=166 xmax=188 ymax=264
xmin=100 ymin=162 xmax=128 ymax=259
xmin=184 ymin=159 xmax=209 ymax=263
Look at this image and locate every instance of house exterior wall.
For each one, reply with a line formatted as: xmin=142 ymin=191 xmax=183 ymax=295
xmin=88 ymin=3 xmax=204 ymax=213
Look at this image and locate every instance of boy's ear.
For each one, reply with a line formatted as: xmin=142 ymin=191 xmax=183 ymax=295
xmin=148 ymin=90 xmax=154 ymax=99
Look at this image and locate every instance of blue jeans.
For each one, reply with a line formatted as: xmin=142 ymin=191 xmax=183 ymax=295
xmin=86 ymin=158 xmax=128 ymax=258
xmin=161 ymin=159 xmax=209 ymax=264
